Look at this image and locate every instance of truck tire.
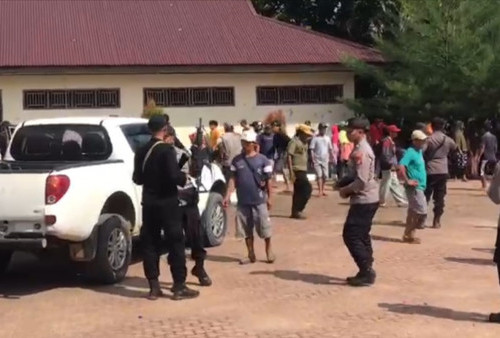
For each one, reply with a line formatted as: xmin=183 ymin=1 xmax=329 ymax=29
xmin=0 ymin=250 xmax=13 ymax=276
xmin=85 ymin=216 xmax=131 ymax=284
xmin=202 ymin=193 xmax=227 ymax=247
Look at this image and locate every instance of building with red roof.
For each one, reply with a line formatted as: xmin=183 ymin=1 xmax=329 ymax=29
xmin=0 ymin=0 xmax=382 ymax=141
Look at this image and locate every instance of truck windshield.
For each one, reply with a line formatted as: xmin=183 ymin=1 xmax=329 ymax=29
xmin=10 ymin=124 xmax=112 ymax=161
xmin=120 ymin=123 xmax=151 ymax=153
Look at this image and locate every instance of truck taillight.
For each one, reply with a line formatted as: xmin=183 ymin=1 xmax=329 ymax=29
xmin=45 ymin=175 xmax=70 ymax=205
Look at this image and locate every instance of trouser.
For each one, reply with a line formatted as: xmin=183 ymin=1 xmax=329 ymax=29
xmin=343 ymin=203 xmax=379 ymax=271
xmin=379 ymin=170 xmax=407 ymax=205
xmin=141 ymin=198 xmax=187 ymax=285
xmin=424 ymin=174 xmax=448 ymax=218
xmin=292 ymin=170 xmax=312 ymax=214
xmin=181 ymin=204 xmax=207 ymax=262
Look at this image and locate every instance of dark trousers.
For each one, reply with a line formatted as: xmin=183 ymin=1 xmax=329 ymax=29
xmin=181 ymin=204 xmax=206 ymax=262
xmin=292 ymin=170 xmax=312 ymax=214
xmin=424 ymin=174 xmax=448 ymax=218
xmin=343 ymin=203 xmax=379 ymax=271
xmin=141 ymin=198 xmax=187 ymax=285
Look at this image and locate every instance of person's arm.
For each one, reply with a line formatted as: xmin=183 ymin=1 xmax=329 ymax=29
xmin=397 ymin=151 xmax=418 ymax=186
xmin=223 ymin=159 xmax=238 ymax=207
xmin=309 ymin=138 xmax=317 ymax=164
xmin=263 ymin=159 xmax=273 ymax=209
xmin=174 ymin=136 xmax=185 ymax=151
xmin=340 ymin=151 xmax=368 ymax=196
xmin=480 ymin=135 xmax=486 ymax=157
xmin=286 ymin=140 xmax=296 ymax=180
xmin=132 ymin=151 xmax=144 ymax=185
xmin=165 ymin=147 xmax=187 ymax=187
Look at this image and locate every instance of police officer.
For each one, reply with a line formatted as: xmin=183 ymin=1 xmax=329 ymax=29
xmin=132 ymin=115 xmax=199 ymax=300
xmin=166 ymin=132 xmax=212 ymax=287
xmin=338 ymin=118 xmax=380 ymax=287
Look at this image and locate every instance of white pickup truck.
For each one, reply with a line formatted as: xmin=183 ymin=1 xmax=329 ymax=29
xmin=0 ymin=117 xmax=231 ymax=284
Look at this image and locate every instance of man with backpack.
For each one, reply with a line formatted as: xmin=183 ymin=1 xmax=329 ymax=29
xmin=223 ymin=130 xmax=275 ymax=264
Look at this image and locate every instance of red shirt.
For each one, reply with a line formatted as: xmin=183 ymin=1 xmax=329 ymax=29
xmin=369 ymin=122 xmax=385 ymax=145
xmin=331 ymin=125 xmax=339 ymax=146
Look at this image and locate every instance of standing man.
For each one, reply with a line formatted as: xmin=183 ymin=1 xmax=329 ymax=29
xmin=257 ymin=124 xmax=275 ymax=168
xmin=480 ymin=121 xmax=498 ymax=190
xmin=310 ymin=123 xmax=333 ymax=197
xmin=220 ymin=123 xmax=242 ymax=182
xmin=338 ymin=118 xmax=379 ymax=287
xmin=132 ymin=115 xmax=199 ymax=301
xmin=288 ymin=124 xmax=314 ymax=219
xmin=168 ymin=135 xmax=212 ymax=287
xmin=208 ymin=120 xmax=223 ymax=151
xmin=398 ymin=130 xmax=428 ymax=244
xmin=272 ymin=121 xmax=292 ymax=192
xmin=378 ymin=125 xmax=408 ymax=207
xmin=223 ymin=130 xmax=275 ymax=264
xmin=423 ymin=117 xmax=457 ymax=229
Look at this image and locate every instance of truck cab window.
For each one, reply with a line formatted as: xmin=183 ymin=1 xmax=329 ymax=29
xmin=10 ymin=124 xmax=112 ymax=161
xmin=120 ymin=123 xmax=151 ymax=153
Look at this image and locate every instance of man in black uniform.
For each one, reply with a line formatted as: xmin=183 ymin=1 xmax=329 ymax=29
xmin=132 ymin=115 xmax=199 ymax=301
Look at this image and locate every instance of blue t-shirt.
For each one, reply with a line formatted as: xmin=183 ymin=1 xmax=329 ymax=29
xmin=399 ymin=146 xmax=426 ymax=191
xmin=258 ymin=133 xmax=275 ymax=160
xmin=231 ymin=153 xmax=273 ymax=206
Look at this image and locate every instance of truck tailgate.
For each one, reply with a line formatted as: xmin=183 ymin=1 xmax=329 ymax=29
xmin=0 ymin=173 xmax=47 ymax=221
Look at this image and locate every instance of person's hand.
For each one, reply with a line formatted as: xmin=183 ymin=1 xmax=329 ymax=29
xmin=406 ymin=179 xmax=418 ymax=187
xmin=339 ymin=187 xmax=350 ymax=199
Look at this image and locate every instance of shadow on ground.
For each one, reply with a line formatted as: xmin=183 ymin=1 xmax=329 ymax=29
xmin=444 ymin=257 xmax=495 ymax=266
xmin=250 ymin=270 xmax=346 ymax=285
xmin=471 ymin=248 xmax=495 ymax=254
xmin=373 ymin=220 xmax=405 ymax=227
xmin=379 ymin=303 xmax=487 ymax=323
xmin=371 ymin=235 xmax=404 ymax=243
xmin=206 ymin=254 xmax=241 ymax=263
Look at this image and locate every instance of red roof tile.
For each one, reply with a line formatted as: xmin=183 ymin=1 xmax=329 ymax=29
xmin=0 ymin=0 xmax=383 ymax=68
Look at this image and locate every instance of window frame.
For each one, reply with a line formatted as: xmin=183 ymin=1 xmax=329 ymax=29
xmin=256 ymin=85 xmax=344 ymax=105
xmin=143 ymin=87 xmax=235 ymax=107
xmin=23 ymin=89 xmax=121 ymax=110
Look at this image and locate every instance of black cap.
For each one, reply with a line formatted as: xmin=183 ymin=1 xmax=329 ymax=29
xmin=318 ymin=122 xmax=328 ymax=129
xmin=347 ymin=117 xmax=370 ymax=131
xmin=147 ymin=115 xmax=167 ymax=132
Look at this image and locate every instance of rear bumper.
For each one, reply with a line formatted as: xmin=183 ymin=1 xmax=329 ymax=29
xmin=0 ymin=237 xmax=48 ymax=249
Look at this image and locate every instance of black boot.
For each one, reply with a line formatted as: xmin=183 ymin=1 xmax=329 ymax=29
xmin=171 ymin=283 xmax=200 ymax=301
xmin=147 ymin=279 xmax=163 ymax=301
xmin=347 ymin=268 xmax=376 ymax=287
xmin=191 ymin=261 xmax=212 ymax=287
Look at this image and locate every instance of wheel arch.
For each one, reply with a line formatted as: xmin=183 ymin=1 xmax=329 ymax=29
xmin=99 ymin=191 xmax=136 ymax=231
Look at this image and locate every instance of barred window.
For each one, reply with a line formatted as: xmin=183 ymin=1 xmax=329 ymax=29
xmin=143 ymin=87 xmax=235 ymax=107
xmin=256 ymin=85 xmax=343 ymax=105
xmin=23 ymin=89 xmax=120 ymax=110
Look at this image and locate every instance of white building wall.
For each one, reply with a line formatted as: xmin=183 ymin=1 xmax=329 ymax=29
xmin=0 ymin=71 xmax=354 ymax=145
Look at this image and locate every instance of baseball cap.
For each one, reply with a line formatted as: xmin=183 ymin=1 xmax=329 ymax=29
xmin=386 ymin=124 xmax=401 ymax=133
xmin=411 ymin=129 xmax=428 ymax=141
xmin=296 ymin=124 xmax=314 ymax=136
xmin=347 ymin=117 xmax=370 ymax=131
xmin=241 ymin=130 xmax=258 ymax=143
xmin=147 ymin=115 xmax=167 ymax=132
xmin=318 ymin=122 xmax=329 ymax=129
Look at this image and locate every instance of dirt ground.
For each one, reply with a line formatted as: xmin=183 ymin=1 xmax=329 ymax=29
xmin=1 ymin=180 xmax=500 ymax=338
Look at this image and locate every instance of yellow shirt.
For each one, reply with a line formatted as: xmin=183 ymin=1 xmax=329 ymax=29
xmin=339 ymin=130 xmax=349 ymax=144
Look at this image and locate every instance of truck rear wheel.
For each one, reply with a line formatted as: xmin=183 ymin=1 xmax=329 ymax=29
xmin=0 ymin=250 xmax=13 ymax=275
xmin=85 ymin=216 xmax=131 ymax=284
xmin=202 ymin=193 xmax=227 ymax=247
